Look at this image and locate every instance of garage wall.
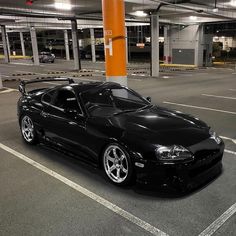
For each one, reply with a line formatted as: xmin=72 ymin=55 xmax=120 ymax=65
xmin=172 ymin=49 xmax=195 ymax=65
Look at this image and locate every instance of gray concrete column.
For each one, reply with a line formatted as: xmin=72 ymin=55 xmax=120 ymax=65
xmin=90 ymin=28 xmax=96 ymax=63
xmin=20 ymin=31 xmax=26 ymax=56
xmin=30 ymin=27 xmax=39 ymax=65
xmin=1 ymin=25 xmax=10 ymax=63
xmin=125 ymin=27 xmax=128 ymax=64
xmin=151 ymin=13 xmax=159 ymax=77
xmin=71 ymin=20 xmax=81 ymax=70
xmin=64 ymin=30 xmax=70 ymax=60
xmin=6 ymin=33 xmax=11 ymax=56
xmin=164 ymin=25 xmax=170 ymax=64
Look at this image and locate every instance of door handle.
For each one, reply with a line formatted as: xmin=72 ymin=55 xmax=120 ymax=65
xmin=68 ymin=121 xmax=77 ymax=125
xmin=41 ymin=111 xmax=48 ymax=118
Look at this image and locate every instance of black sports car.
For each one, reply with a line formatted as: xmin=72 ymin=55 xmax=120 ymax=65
xmin=18 ymin=78 xmax=224 ymax=191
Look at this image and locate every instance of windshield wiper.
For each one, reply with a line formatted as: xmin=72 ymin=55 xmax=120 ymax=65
xmin=114 ymin=104 xmax=153 ymax=116
xmin=137 ymin=104 xmax=153 ymax=111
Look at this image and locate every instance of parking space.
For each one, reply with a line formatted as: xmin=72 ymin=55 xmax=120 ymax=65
xmin=0 ymin=61 xmax=235 ymax=236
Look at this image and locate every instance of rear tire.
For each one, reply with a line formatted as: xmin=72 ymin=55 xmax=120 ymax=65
xmin=102 ymin=144 xmax=134 ymax=186
xmin=20 ymin=115 xmax=38 ymax=145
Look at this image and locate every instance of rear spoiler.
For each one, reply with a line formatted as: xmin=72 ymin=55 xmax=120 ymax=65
xmin=19 ymin=77 xmax=75 ymax=95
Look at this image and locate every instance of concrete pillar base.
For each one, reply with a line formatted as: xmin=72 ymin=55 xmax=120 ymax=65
xmin=106 ymin=76 xmax=127 ymax=86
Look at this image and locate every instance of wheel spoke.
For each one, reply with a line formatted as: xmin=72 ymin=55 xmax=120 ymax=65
xmin=116 ymin=168 xmax=120 ymax=179
xmin=110 ymin=165 xmax=116 ymax=172
xmin=121 ymin=166 xmax=128 ymax=174
xmin=107 ymin=155 xmax=114 ymax=163
xmin=113 ymin=148 xmax=118 ymax=159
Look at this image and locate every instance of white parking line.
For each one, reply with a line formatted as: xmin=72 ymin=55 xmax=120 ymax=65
xmin=225 ymin=149 xmax=236 ymax=156
xmin=0 ymin=88 xmax=18 ymax=94
xmin=43 ymin=82 xmax=61 ymax=85
xmin=229 ymin=89 xmax=236 ymax=91
xmin=202 ymin=94 xmax=236 ymax=100
xmin=0 ymin=143 xmax=168 ymax=236
xmin=198 ymin=202 xmax=236 ymax=236
xmin=73 ymin=77 xmax=101 ymax=82
xmin=221 ymin=136 xmax=236 ymax=145
xmin=163 ymin=101 xmax=236 ymax=115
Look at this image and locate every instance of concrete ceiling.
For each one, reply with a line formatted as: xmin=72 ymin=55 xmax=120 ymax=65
xmin=0 ymin=0 xmax=236 ymax=30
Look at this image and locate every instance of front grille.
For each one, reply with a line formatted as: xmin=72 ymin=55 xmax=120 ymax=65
xmin=194 ymin=149 xmax=218 ymax=161
xmin=189 ymin=154 xmax=222 ymax=178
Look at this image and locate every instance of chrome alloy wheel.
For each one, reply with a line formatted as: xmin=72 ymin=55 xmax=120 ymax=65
xmin=21 ymin=116 xmax=34 ymax=142
xmin=103 ymin=145 xmax=129 ymax=183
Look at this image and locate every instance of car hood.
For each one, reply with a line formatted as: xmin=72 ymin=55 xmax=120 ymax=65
xmin=110 ymin=105 xmax=210 ymax=147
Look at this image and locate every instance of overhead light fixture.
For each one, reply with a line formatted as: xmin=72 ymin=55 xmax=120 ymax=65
xmin=134 ymin=11 xmax=147 ymax=17
xmin=54 ymin=1 xmax=72 ymax=10
xmin=189 ymin=16 xmax=197 ymax=20
xmin=230 ymin=0 xmax=236 ymax=7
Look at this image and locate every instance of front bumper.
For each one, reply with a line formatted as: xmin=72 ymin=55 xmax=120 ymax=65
xmin=135 ymin=142 xmax=224 ymax=192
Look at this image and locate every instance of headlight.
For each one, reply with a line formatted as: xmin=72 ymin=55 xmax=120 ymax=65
xmin=209 ymin=129 xmax=221 ymax=144
xmin=155 ymin=145 xmax=193 ymax=161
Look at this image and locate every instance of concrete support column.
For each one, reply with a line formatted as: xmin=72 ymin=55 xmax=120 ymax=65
xmin=0 ymin=74 xmax=2 ymax=89
xmin=125 ymin=27 xmax=128 ymax=64
xmin=164 ymin=25 xmax=170 ymax=64
xmin=71 ymin=19 xmax=81 ymax=71
xmin=64 ymin=30 xmax=70 ymax=61
xmin=30 ymin=27 xmax=39 ymax=65
xmin=6 ymin=33 xmax=11 ymax=56
xmin=102 ymin=0 xmax=127 ymax=86
xmin=90 ymin=28 xmax=96 ymax=63
xmin=19 ymin=31 xmax=26 ymax=56
xmin=151 ymin=13 xmax=160 ymax=77
xmin=1 ymin=25 xmax=10 ymax=63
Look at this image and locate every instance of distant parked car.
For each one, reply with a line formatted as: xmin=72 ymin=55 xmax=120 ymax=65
xmin=32 ymin=51 xmax=55 ymax=63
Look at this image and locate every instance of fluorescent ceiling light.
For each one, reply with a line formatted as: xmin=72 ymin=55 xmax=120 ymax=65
xmin=54 ymin=2 xmax=72 ymax=10
xmin=213 ymin=8 xmax=218 ymax=12
xmin=189 ymin=16 xmax=197 ymax=20
xmin=230 ymin=0 xmax=236 ymax=6
xmin=134 ymin=11 xmax=147 ymax=17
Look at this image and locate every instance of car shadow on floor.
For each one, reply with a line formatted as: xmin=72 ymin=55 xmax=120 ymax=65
xmin=23 ymin=141 xmax=223 ymax=200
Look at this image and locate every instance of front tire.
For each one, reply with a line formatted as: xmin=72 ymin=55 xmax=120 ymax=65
xmin=103 ymin=144 xmax=134 ymax=186
xmin=20 ymin=115 xmax=38 ymax=145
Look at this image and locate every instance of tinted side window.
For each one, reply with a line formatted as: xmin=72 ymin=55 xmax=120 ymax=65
xmin=111 ymin=88 xmax=144 ymax=103
xmin=42 ymin=90 xmax=55 ymax=104
xmin=54 ymin=89 xmax=82 ymax=113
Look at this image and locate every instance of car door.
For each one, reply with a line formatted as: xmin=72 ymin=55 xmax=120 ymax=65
xmin=41 ymin=87 xmax=94 ymax=162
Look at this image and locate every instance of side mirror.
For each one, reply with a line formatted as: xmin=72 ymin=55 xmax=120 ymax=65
xmin=146 ymin=96 xmax=151 ymax=103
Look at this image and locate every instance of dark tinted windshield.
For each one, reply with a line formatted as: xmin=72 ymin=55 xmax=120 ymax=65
xmin=81 ymin=87 xmax=149 ymax=117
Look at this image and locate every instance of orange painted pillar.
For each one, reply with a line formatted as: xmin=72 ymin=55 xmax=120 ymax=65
xmin=102 ymin=0 xmax=127 ymax=86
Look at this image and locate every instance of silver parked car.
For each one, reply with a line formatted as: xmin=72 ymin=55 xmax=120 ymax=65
xmin=32 ymin=51 xmax=55 ymax=63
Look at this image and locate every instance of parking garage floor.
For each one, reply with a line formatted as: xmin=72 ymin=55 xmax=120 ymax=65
xmin=0 ymin=60 xmax=235 ymax=236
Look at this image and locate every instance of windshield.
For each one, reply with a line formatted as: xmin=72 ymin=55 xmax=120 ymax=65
xmin=81 ymin=87 xmax=150 ymax=117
